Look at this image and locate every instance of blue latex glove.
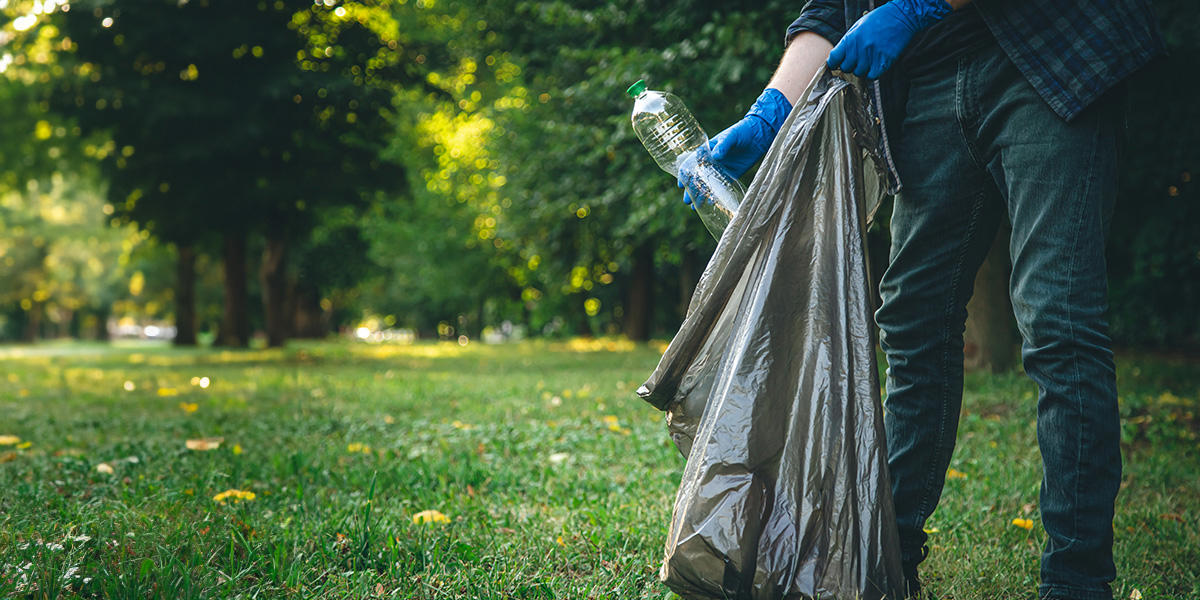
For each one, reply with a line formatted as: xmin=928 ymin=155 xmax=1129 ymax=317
xmin=679 ymin=88 xmax=792 ymax=207
xmin=826 ymin=0 xmax=952 ymax=80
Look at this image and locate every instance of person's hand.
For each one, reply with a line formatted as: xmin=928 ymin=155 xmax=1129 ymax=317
xmin=826 ymin=0 xmax=951 ymax=80
xmin=679 ymin=88 xmax=792 ymax=207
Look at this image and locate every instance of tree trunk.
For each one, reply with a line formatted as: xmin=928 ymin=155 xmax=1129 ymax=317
xmin=623 ymin=241 xmax=654 ymax=341
xmin=260 ymin=235 xmax=290 ymax=347
xmin=174 ymin=245 xmax=198 ymax=346
xmin=678 ymin=248 xmax=698 ymax=320
xmin=964 ymin=224 xmax=1017 ymax=373
xmin=292 ymin=283 xmax=328 ymax=338
xmin=216 ymin=233 xmax=250 ymax=347
xmin=22 ymin=303 xmax=41 ymax=343
xmin=574 ymin=295 xmax=594 ymax=338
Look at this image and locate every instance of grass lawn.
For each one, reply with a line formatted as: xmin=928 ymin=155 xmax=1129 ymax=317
xmin=0 ymin=339 xmax=1196 ymax=599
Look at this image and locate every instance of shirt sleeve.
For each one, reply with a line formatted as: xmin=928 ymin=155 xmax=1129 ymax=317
xmin=785 ymin=0 xmax=848 ymax=48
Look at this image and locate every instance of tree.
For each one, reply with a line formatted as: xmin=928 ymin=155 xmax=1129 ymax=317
xmin=52 ymin=0 xmax=405 ymax=346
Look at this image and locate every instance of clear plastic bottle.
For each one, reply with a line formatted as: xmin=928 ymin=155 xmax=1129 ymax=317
xmin=626 ymin=80 xmax=744 ymax=238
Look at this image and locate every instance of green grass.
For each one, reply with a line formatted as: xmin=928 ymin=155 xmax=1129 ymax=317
xmin=0 ymin=339 xmax=1196 ymax=599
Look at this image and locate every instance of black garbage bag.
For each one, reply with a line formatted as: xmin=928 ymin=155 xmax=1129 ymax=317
xmin=636 ymin=71 xmax=904 ymax=600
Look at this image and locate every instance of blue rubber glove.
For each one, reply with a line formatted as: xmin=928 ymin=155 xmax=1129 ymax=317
xmin=679 ymin=88 xmax=792 ymax=207
xmin=826 ymin=0 xmax=952 ymax=80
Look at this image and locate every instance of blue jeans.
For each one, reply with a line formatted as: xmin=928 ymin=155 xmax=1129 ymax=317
xmin=876 ymin=41 xmax=1123 ymax=600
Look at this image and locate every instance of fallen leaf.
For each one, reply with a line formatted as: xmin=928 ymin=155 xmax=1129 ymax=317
xmin=212 ymin=489 xmax=256 ymax=504
xmin=412 ymin=509 xmax=450 ymax=524
xmin=186 ymin=437 xmax=223 ymax=451
xmin=95 ymin=463 xmax=114 ymax=474
xmin=0 ymin=435 xmax=21 ymax=446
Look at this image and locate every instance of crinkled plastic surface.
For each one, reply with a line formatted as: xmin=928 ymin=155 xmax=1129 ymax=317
xmin=636 ymin=71 xmax=903 ymax=600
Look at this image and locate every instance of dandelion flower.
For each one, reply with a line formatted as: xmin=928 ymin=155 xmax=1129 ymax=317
xmin=412 ymin=510 xmax=450 ymax=524
xmin=212 ymin=489 xmax=256 ymax=504
xmin=347 ymin=442 xmax=372 ymax=454
xmin=157 ymin=387 xmax=179 ymax=397
xmin=1012 ymin=518 xmax=1034 ymax=530
xmin=946 ymin=468 xmax=967 ymax=480
xmin=179 ymin=402 xmax=199 ymax=414
xmin=185 ymin=437 xmax=223 ymax=451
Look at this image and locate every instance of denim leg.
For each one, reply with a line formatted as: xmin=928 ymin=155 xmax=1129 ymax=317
xmin=970 ymin=46 xmax=1123 ymax=600
xmin=876 ymin=61 xmax=1003 ymax=572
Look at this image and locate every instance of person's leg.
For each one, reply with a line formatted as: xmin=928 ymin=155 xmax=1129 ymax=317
xmin=968 ymin=44 xmax=1123 ymax=600
xmin=875 ymin=57 xmax=1003 ymax=589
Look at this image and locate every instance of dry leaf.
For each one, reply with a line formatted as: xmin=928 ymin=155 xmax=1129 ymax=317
xmin=186 ymin=437 xmax=223 ymax=451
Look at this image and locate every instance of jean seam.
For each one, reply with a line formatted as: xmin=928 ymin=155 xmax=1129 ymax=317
xmin=1061 ymin=120 xmax=1102 ymax=550
xmin=913 ymin=188 xmax=985 ymax=530
xmin=954 ymin=53 xmax=985 ymax=169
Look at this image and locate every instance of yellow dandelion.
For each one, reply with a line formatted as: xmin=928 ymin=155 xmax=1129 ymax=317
xmin=212 ymin=489 xmax=256 ymax=504
xmin=157 ymin=387 xmax=179 ymax=397
xmin=0 ymin=435 xmax=21 ymax=446
xmin=179 ymin=402 xmax=199 ymax=414
xmin=232 ymin=444 xmax=243 ymax=455
xmin=601 ymin=415 xmax=619 ymax=426
xmin=946 ymin=468 xmax=967 ymax=480
xmin=347 ymin=442 xmax=372 ymax=454
xmin=1012 ymin=518 xmax=1034 ymax=530
xmin=412 ymin=509 xmax=450 ymax=524
xmin=185 ymin=437 xmax=223 ymax=451
xmin=451 ymin=420 xmax=472 ymax=430
xmin=16 ymin=441 xmax=32 ymax=449
xmin=95 ymin=463 xmax=115 ymax=474
xmin=556 ymin=535 xmax=565 ymax=546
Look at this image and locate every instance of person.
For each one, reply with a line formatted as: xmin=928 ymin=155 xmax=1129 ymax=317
xmin=680 ymin=1 xmax=1165 ymax=598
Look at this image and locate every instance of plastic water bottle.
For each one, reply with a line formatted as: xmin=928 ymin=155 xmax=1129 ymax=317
xmin=626 ymin=80 xmax=744 ymax=239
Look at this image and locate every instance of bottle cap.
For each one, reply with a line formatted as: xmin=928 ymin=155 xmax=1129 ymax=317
xmin=625 ymin=80 xmax=647 ymax=99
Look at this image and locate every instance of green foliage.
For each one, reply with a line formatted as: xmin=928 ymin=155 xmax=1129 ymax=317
xmin=1108 ymin=0 xmax=1200 ymax=348
xmin=52 ymin=0 xmax=404 ymax=245
xmin=0 ymin=341 xmax=1197 ymax=597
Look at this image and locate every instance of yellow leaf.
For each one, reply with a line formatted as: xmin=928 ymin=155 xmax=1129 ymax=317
xmin=412 ymin=509 xmax=450 ymax=525
xmin=1012 ymin=518 xmax=1034 ymax=530
xmin=946 ymin=468 xmax=967 ymax=480
xmin=0 ymin=435 xmax=21 ymax=446
xmin=212 ymin=489 xmax=256 ymax=504
xmin=922 ymin=526 xmax=940 ymax=534
xmin=556 ymin=535 xmax=565 ymax=546
xmin=95 ymin=463 xmax=114 ymax=474
xmin=185 ymin=437 xmax=223 ymax=451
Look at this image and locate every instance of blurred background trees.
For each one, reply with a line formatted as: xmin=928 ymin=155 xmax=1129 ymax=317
xmin=0 ymin=0 xmax=1195 ymax=354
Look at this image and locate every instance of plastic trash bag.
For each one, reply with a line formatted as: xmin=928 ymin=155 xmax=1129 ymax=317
xmin=636 ymin=71 xmax=904 ymax=600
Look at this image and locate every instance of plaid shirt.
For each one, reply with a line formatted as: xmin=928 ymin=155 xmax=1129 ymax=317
xmin=787 ymin=0 xmax=1165 ymax=121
